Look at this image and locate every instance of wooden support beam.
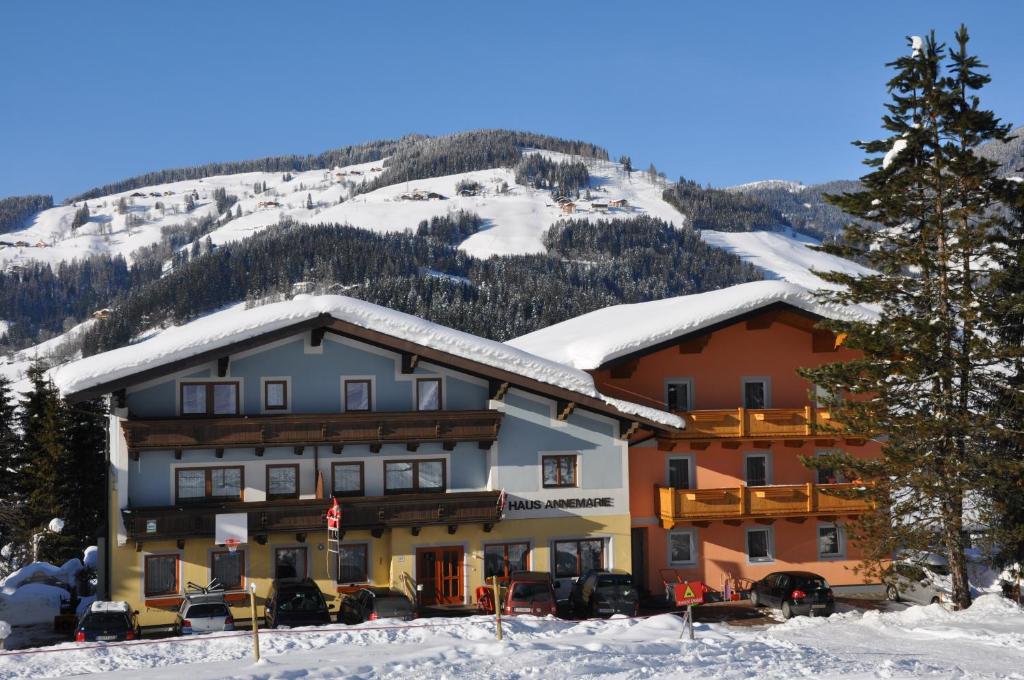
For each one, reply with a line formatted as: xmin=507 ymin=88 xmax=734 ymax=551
xmin=556 ymin=400 xmax=575 ymax=421
xmin=844 ymin=437 xmax=867 ymax=447
xmin=818 ymin=515 xmax=838 ymax=522
xmin=488 ymin=379 xmax=510 ymax=401
xmin=814 ymin=438 xmax=835 ymax=447
xmin=754 ymin=518 xmax=776 ymax=525
xmin=657 ymin=439 xmax=676 ymax=451
xmin=370 ymin=443 xmax=382 ymax=454
xmin=406 ymin=442 xmax=419 ymax=452
xmin=442 ymin=441 xmax=456 ymax=451
xmin=483 ymin=523 xmax=494 ymax=533
xmin=255 ymin=535 xmax=268 ymax=545
xmin=746 ymin=311 xmax=779 ymax=330
xmin=477 ymin=440 xmax=493 ymax=450
xmin=135 ymin=541 xmax=142 ymax=552
xmin=690 ymin=521 xmax=711 ymax=528
xmin=401 ymin=352 xmax=419 ymax=374
xmin=255 ymin=447 xmax=264 ymax=457
xmin=785 ymin=517 xmax=807 ymax=524
xmin=332 ymin=444 xmax=344 ymax=455
xmin=783 ymin=440 xmax=804 ymax=448
xmin=447 ymin=525 xmax=458 ymax=535
xmin=176 ymin=539 xmax=186 ymax=550
xmin=752 ymin=440 xmax=773 ymax=449
xmin=723 ymin=519 xmax=743 ymax=526
xmin=296 ymin=532 xmax=307 ymax=543
xmin=113 ymin=389 xmax=127 ymax=409
xmin=678 ymin=335 xmax=710 ymax=354
xmin=689 ymin=441 xmax=710 ymax=451
xmin=215 ymin=448 xmax=224 ymax=458
xmin=217 ymin=356 xmax=230 ymax=377
xmin=371 ymin=528 xmax=384 ymax=539
xmin=619 ymin=420 xmax=641 ymax=440
xmin=311 ymin=327 xmax=326 ymax=347
xmin=293 ymin=446 xmax=304 ymax=456
xmin=130 ymin=450 xmax=140 ymax=461
xmin=721 ymin=441 xmax=742 ymax=450
xmin=411 ymin=527 xmax=421 ymax=536
xmin=609 ymin=359 xmax=639 ymax=379
xmin=174 ymin=448 xmax=182 ymax=460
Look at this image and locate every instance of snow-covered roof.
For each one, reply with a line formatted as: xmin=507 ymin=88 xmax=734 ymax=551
xmin=50 ymin=295 xmax=683 ymax=429
xmin=507 ymin=280 xmax=876 ymax=370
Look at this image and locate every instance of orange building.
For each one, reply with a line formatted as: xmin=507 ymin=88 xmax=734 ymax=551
xmin=509 ymin=281 xmax=880 ymax=596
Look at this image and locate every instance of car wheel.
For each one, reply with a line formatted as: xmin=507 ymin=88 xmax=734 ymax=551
xmin=781 ymin=601 xmax=794 ymax=620
xmin=886 ymin=585 xmax=901 ymax=602
xmin=750 ymin=591 xmax=760 ymax=608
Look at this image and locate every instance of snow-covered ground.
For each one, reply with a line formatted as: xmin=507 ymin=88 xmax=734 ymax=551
xmin=0 ymin=318 xmax=96 ymax=396
xmin=1 ymin=596 xmax=1021 ymax=679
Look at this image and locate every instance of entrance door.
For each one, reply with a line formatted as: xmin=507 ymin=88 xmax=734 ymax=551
xmin=416 ymin=547 xmax=464 ymax=606
xmin=631 ymin=528 xmax=647 ymax=593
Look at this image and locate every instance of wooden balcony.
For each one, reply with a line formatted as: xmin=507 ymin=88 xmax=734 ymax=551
xmin=668 ymin=407 xmax=841 ymax=441
xmin=656 ymin=483 xmax=871 ymax=528
xmin=121 ymin=410 xmax=503 ymax=454
xmin=123 ymin=490 xmax=505 ymax=542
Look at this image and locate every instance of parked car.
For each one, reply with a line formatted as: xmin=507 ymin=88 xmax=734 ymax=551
xmin=339 ymin=588 xmax=415 ymax=624
xmin=569 ymin=569 xmax=639 ymax=618
xmin=175 ymin=591 xmax=234 ymax=635
xmin=264 ymin=578 xmax=332 ymax=628
xmin=884 ymin=558 xmax=952 ymax=606
xmin=75 ymin=601 xmax=140 ymax=642
xmin=503 ymin=571 xmax=558 ymax=616
xmin=750 ymin=571 xmax=835 ymax=619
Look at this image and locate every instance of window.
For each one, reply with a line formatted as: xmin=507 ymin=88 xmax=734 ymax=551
xmin=266 ymin=464 xmax=299 ymax=500
xmin=667 ymin=457 xmax=692 ymax=490
xmin=416 ymin=378 xmax=442 ymax=411
xmin=144 ymin=554 xmax=179 ymax=596
xmin=384 ymin=459 xmax=446 ymax=494
xmin=745 ymin=454 xmax=769 ymax=487
xmin=175 ymin=466 xmax=244 ymax=502
xmin=668 ymin=530 xmax=697 ymax=566
xmin=666 ymin=380 xmax=692 ymax=411
xmin=484 ymin=543 xmax=530 ymax=580
xmin=264 ymin=380 xmax=288 ymax=411
xmin=211 ymin=549 xmax=245 ymax=590
xmin=746 ymin=527 xmax=774 ymax=563
xmin=815 ymin=450 xmax=844 ymax=484
xmin=274 ymin=547 xmax=308 ymax=580
xmin=180 ymin=382 xmax=240 ymax=416
xmin=818 ymin=524 xmax=845 ymax=558
xmin=337 ymin=544 xmax=368 ymax=583
xmin=332 ymin=462 xmax=364 ymax=497
xmin=344 ymin=380 xmax=372 ymax=412
xmin=542 ymin=454 xmax=578 ymax=488
xmin=742 ymin=378 xmax=770 ymax=409
xmin=554 ymin=539 xmax=604 ymax=579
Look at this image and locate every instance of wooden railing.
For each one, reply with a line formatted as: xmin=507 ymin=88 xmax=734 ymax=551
xmin=672 ymin=407 xmax=840 ymax=440
xmin=656 ymin=483 xmax=871 ymax=527
xmin=122 ymin=490 xmax=505 ymax=541
xmin=121 ymin=410 xmax=503 ymax=452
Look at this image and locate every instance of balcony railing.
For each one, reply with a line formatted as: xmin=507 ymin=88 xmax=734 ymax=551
xmin=122 ymin=490 xmax=505 ymax=541
xmin=670 ymin=407 xmax=840 ymax=440
xmin=121 ymin=410 xmax=503 ymax=452
xmin=656 ymin=482 xmax=871 ymax=527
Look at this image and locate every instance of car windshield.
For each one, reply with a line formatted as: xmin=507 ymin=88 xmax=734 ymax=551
xmin=926 ymin=563 xmax=950 ymax=577
xmin=795 ymin=576 xmax=829 ymax=589
xmin=510 ymin=582 xmax=551 ymax=600
xmin=278 ymin=590 xmax=327 ymax=612
xmin=597 ymin=575 xmax=632 ymax=588
xmin=83 ymin=613 xmax=130 ymax=630
xmin=186 ymin=603 xmax=229 ymax=618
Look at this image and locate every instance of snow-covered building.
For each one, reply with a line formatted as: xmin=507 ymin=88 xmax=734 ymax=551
xmin=51 ymin=295 xmax=682 ymax=627
xmin=509 ymin=280 xmax=882 ymax=595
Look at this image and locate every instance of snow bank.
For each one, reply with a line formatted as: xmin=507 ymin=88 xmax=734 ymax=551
xmin=50 ymin=295 xmax=683 ymax=428
xmin=0 ymin=583 xmax=69 ymax=626
xmin=508 ymin=280 xmax=876 ymax=370
xmin=1 ymin=558 xmax=81 ymax=592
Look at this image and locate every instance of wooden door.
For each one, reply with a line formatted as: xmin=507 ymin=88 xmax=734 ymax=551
xmin=416 ymin=546 xmax=464 ymax=606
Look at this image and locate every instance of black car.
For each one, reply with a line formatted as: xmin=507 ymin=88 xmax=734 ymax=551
xmin=569 ymin=569 xmax=639 ymax=618
xmin=750 ymin=571 xmax=834 ymax=619
xmin=75 ymin=601 xmax=141 ymax=642
xmin=264 ymin=578 xmax=332 ymax=628
xmin=339 ymin=587 xmax=415 ymax=624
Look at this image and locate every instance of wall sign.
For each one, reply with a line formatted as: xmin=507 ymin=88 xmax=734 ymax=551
xmin=507 ymin=496 xmax=614 ymax=512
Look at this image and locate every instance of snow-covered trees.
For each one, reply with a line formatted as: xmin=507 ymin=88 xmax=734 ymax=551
xmin=0 ymin=195 xmax=53 ymax=234
xmin=70 ymin=203 xmax=90 ymax=230
xmin=801 ymin=27 xmax=1024 ymax=609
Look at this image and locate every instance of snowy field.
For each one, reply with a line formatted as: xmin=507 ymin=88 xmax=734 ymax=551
xmin=1 ymin=596 xmax=1021 ymax=679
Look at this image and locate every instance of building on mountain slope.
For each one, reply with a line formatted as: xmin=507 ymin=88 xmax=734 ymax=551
xmin=51 ymin=295 xmax=682 ymax=627
xmin=508 ymin=280 xmax=881 ymax=596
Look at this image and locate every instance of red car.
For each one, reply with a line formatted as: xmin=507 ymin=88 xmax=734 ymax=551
xmin=477 ymin=571 xmax=558 ymax=617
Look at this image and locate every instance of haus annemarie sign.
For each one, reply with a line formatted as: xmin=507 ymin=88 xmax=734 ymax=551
xmin=507 ymin=496 xmax=614 ymax=512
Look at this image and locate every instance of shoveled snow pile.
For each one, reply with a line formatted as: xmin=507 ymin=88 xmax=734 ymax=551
xmin=508 ymin=280 xmax=876 ymax=370
xmin=2 ymin=599 xmax=1023 ymax=679
xmin=0 ymin=559 xmax=83 ymax=627
xmin=49 ymin=294 xmax=683 ymax=428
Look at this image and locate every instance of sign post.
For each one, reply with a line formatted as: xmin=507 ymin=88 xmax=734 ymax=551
xmin=248 ymin=582 xmax=260 ymax=663
xmin=491 ymin=575 xmax=503 ymax=641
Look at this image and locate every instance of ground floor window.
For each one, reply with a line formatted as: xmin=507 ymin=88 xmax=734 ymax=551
xmin=483 ymin=542 xmax=530 ymax=580
xmin=337 ymin=544 xmax=368 ymax=583
xmin=144 ymin=554 xmax=179 ymax=597
xmin=668 ymin=530 xmax=698 ymax=566
xmin=746 ymin=527 xmax=774 ymax=563
xmin=275 ymin=546 xmax=308 ymax=579
xmin=211 ymin=549 xmax=245 ymax=590
xmin=817 ymin=524 xmax=846 ymax=558
xmin=553 ymin=538 xmax=604 ymax=579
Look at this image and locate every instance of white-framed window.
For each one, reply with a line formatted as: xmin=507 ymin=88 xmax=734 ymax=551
xmin=742 ymin=377 xmax=771 ymax=409
xmin=667 ymin=530 xmax=698 ymax=566
xmin=666 ymin=455 xmax=694 ymax=490
xmin=746 ymin=526 xmax=775 ymax=563
xmin=744 ymin=453 xmax=771 ymax=487
xmin=817 ymin=523 xmax=846 ymax=559
xmin=341 ymin=377 xmax=375 ymax=412
xmin=542 ymin=454 xmax=579 ymax=488
xmin=665 ymin=378 xmax=693 ymax=411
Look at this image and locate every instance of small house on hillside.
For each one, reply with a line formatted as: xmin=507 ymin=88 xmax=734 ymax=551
xmin=609 ymin=198 xmax=628 ymax=208
xmin=561 ymin=202 xmax=576 ymax=214
xmin=92 ymin=308 xmax=113 ymax=320
xmin=590 ymin=202 xmax=608 ymax=211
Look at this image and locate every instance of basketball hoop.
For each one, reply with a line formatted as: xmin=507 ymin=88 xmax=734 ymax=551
xmin=225 ymin=538 xmax=241 ymax=553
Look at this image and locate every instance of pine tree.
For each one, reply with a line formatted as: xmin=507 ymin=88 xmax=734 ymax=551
xmin=0 ymin=376 xmax=22 ymax=559
xmin=306 ymin=193 xmax=313 ymax=209
xmin=800 ymin=28 xmax=1022 ymax=609
xmin=57 ymin=397 xmax=107 ymax=561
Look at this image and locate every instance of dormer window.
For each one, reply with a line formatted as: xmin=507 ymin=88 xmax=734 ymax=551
xmin=180 ymin=382 xmax=239 ymax=416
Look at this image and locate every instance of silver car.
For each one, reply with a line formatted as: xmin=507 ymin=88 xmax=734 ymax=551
xmin=884 ymin=559 xmax=952 ymax=606
xmin=175 ymin=593 xmax=235 ymax=634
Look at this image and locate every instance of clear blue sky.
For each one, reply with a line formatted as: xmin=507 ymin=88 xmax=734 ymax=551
xmin=1 ymin=1 xmax=1021 ymax=201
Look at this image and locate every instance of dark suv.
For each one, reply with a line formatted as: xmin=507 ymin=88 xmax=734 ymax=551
xmin=75 ymin=601 xmax=140 ymax=642
xmin=264 ymin=578 xmax=332 ymax=628
xmin=750 ymin=571 xmax=834 ymax=619
xmin=569 ymin=569 xmax=639 ymax=618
